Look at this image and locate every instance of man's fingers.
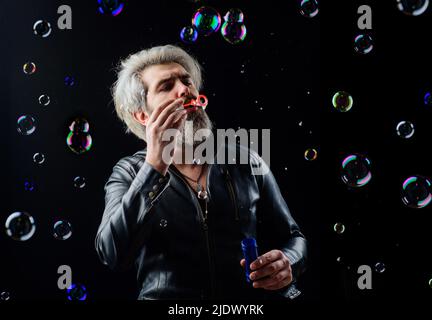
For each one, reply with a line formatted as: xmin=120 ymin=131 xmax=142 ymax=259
xmin=250 ymin=250 xmax=283 ymax=271
xmin=147 ymin=98 xmax=176 ymax=125
xmin=263 ymin=271 xmax=293 ymax=290
xmin=252 ymin=270 xmax=292 ymax=289
xmin=171 ymin=111 xmax=188 ymax=130
xmin=249 ymin=260 xmax=285 ymax=281
xmin=153 ymin=98 xmax=184 ymax=127
xmin=240 ymin=259 xmax=246 ymax=267
xmin=162 ymin=108 xmax=187 ymax=129
xmin=249 ymin=251 xmax=293 ymax=290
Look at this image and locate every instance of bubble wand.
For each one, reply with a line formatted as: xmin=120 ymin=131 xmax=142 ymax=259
xmin=176 ymin=94 xmax=208 ymax=112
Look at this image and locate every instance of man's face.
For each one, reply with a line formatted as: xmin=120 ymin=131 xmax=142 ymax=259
xmin=141 ymin=62 xmax=199 ymax=112
xmin=140 ymin=62 xmax=212 ymax=146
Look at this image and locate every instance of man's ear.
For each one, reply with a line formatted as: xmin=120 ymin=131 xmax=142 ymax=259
xmin=133 ymin=111 xmax=150 ymax=126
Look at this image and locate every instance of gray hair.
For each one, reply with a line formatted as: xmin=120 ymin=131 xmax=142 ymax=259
xmin=112 ymin=45 xmax=203 ymax=141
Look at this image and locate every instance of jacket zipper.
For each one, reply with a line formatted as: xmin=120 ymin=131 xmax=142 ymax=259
xmin=170 ymin=168 xmax=216 ymax=299
xmin=224 ymin=168 xmax=240 ymax=221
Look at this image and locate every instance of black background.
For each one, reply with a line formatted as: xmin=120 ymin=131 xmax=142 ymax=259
xmin=1 ymin=0 xmax=431 ymax=306
xmin=322 ymin=0 xmax=432 ymax=302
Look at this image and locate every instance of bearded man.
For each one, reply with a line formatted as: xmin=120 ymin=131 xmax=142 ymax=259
xmin=95 ymin=45 xmax=307 ymax=300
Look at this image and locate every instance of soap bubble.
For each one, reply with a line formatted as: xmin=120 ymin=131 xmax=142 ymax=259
xmin=67 ymin=118 xmax=92 ymax=154
xmin=192 ymin=7 xmax=221 ymax=36
xmin=341 ymin=154 xmax=372 ymax=188
xmin=66 ymin=132 xmax=92 ymax=154
xmin=33 ymin=153 xmax=45 ymax=164
xmin=333 ymin=223 xmax=345 ymax=234
xmin=223 ymin=8 xmax=245 ymax=23
xmin=69 ymin=118 xmax=90 ymax=133
xmin=53 ymin=220 xmax=73 ymax=240
xmin=73 ymin=176 xmax=86 ymax=189
xmin=64 ymin=76 xmax=75 ymax=87
xmin=396 ymin=0 xmax=429 ymax=16
xmin=304 ymin=148 xmax=318 ymax=161
xmin=33 ymin=20 xmax=52 ymax=37
xmin=424 ymin=92 xmax=432 ymax=106
xmin=24 ymin=180 xmax=35 ymax=191
xmin=332 ymin=91 xmax=353 ymax=112
xmin=180 ymin=26 xmax=198 ymax=44
xmin=354 ymin=34 xmax=373 ymax=54
xmin=97 ymin=0 xmax=124 ymax=16
xmin=0 ymin=291 xmax=10 ymax=301
xmin=396 ymin=120 xmax=415 ymax=139
xmin=300 ymin=0 xmax=319 ymax=18
xmin=67 ymin=284 xmax=87 ymax=301
xmin=401 ymin=175 xmax=432 ymax=208
xmin=221 ymin=22 xmax=247 ymax=44
xmin=17 ymin=115 xmax=36 ymax=135
xmin=23 ymin=62 xmax=36 ymax=75
xmin=374 ymin=262 xmax=386 ymax=273
xmin=38 ymin=94 xmax=50 ymax=106
xmin=5 ymin=211 xmax=36 ymax=241
xmin=160 ymin=219 xmax=168 ymax=228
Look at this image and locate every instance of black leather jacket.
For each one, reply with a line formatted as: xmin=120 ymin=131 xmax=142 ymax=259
xmin=95 ymin=146 xmax=307 ymax=300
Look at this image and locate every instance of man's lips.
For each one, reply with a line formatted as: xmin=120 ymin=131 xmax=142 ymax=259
xmin=184 ymin=105 xmax=197 ymax=110
xmin=175 ymin=95 xmax=208 ymax=112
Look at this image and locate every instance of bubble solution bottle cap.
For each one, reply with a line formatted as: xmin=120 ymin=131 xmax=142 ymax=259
xmin=241 ymin=237 xmax=258 ymax=283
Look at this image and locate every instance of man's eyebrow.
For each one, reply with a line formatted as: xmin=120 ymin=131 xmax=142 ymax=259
xmin=153 ymin=73 xmax=191 ymax=91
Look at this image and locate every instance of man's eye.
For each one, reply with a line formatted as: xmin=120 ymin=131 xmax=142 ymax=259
xmin=160 ymin=83 xmax=172 ymax=91
xmin=182 ymin=79 xmax=192 ymax=86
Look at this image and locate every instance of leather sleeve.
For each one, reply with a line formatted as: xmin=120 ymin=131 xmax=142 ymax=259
xmin=253 ymin=153 xmax=308 ymax=298
xmin=95 ymin=159 xmax=170 ymax=271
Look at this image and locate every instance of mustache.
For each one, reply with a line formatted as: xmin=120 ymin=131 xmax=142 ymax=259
xmin=183 ymin=94 xmax=198 ymax=105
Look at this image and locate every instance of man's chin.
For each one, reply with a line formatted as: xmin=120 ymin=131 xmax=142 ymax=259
xmin=186 ymin=107 xmax=204 ymax=120
xmin=176 ymin=137 xmax=208 ymax=149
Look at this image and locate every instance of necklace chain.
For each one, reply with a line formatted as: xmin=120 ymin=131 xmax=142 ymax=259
xmin=178 ymin=165 xmax=209 ymax=222
xmin=180 ymin=165 xmax=208 ymax=200
xmin=181 ymin=166 xmax=203 ymax=184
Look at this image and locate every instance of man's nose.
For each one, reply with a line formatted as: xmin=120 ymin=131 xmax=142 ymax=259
xmin=176 ymin=81 xmax=191 ymax=98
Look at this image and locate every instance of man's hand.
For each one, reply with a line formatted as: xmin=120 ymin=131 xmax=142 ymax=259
xmin=145 ymin=97 xmax=189 ymax=175
xmin=240 ymin=249 xmax=293 ymax=290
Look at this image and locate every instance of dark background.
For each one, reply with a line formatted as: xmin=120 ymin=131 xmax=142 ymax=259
xmin=1 ymin=0 xmax=320 ymax=301
xmin=322 ymin=0 xmax=432 ymax=302
xmin=1 ymin=0 xmax=431 ymax=305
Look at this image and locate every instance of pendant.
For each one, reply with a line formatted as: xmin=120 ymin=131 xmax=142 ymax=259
xmin=197 ymin=184 xmax=208 ymax=200
xmin=198 ymin=190 xmax=208 ymax=200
